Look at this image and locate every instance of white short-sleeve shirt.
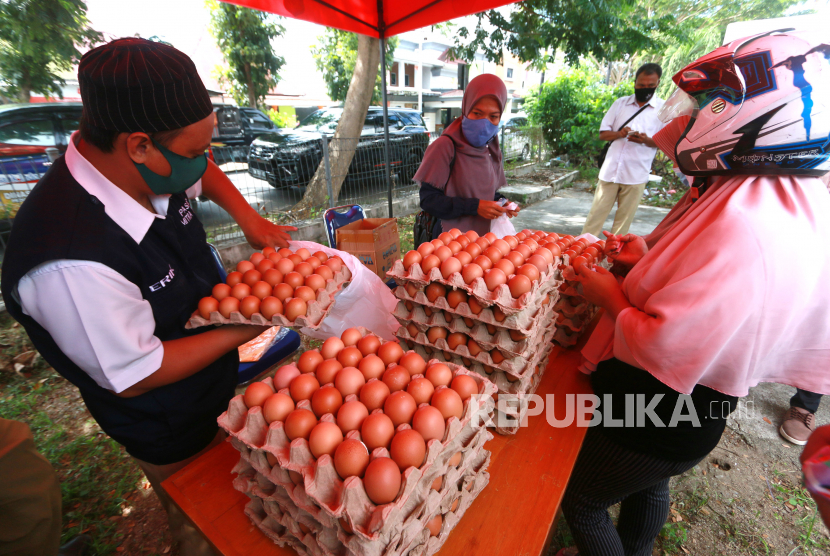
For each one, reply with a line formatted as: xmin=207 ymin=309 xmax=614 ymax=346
xmin=598 ymin=94 xmax=666 ymax=185
xmin=15 ymin=133 xmax=203 ymax=393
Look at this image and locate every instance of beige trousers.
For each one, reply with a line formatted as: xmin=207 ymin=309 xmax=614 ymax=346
xmin=581 ymin=179 xmax=647 ymax=237
xmin=133 ymin=430 xmax=226 ymax=556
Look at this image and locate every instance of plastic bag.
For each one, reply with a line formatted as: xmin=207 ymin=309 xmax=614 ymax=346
xmin=490 ymin=200 xmax=518 ymax=239
xmin=239 ymin=326 xmax=281 ymax=362
xmin=286 ymin=241 xmax=400 ymax=341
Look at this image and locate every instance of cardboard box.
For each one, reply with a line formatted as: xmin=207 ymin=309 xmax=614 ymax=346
xmin=336 ymin=218 xmax=400 ymax=280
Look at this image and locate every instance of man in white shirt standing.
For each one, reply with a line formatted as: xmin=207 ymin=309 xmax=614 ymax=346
xmin=582 ymin=64 xmax=666 ymax=236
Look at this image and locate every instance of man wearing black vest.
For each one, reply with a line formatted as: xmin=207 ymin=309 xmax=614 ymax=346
xmin=1 ymin=38 xmax=294 ymax=555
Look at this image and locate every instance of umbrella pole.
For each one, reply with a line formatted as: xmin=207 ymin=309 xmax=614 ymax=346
xmin=380 ymin=37 xmax=393 ymax=218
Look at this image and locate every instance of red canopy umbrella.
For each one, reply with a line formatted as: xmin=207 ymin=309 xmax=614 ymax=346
xmin=221 ymin=0 xmax=519 ymax=215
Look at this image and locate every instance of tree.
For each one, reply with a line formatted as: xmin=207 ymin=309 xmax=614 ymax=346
xmin=207 ymin=1 xmax=285 ymax=108
xmin=0 ymin=0 xmax=101 ymax=103
xmin=312 ymin=29 xmax=397 ymax=103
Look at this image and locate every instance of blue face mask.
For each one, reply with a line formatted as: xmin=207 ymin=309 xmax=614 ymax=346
xmin=461 ymin=116 xmax=499 ymax=148
xmin=134 ymin=139 xmax=208 ymax=195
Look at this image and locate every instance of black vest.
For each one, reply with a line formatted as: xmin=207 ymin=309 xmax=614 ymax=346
xmin=1 ymin=156 xmax=238 ymax=465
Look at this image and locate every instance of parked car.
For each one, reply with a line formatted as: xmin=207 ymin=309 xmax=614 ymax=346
xmin=247 ymin=107 xmax=430 ymax=191
xmin=0 ymin=103 xmax=83 ymax=230
xmin=211 ymin=104 xmax=247 ymax=164
xmin=499 ymin=113 xmax=531 ymax=161
xmin=239 ymin=107 xmax=277 ymax=145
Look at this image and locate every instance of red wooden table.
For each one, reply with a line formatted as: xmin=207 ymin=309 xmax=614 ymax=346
xmin=162 ymin=342 xmax=593 ymax=556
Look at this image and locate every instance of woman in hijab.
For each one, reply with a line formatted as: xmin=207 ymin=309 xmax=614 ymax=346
xmin=414 ymin=74 xmax=519 ymax=238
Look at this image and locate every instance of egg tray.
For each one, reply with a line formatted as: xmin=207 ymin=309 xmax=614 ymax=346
xmin=489 ymin=347 xmax=552 ymax=435
xmin=218 ymin=362 xmax=496 ymax=542
xmin=233 ymin=450 xmax=490 ymax=556
xmin=394 ymin=296 xmax=559 ymax=358
xmin=185 ymin=265 xmax=352 ymax=330
xmin=386 ymin=257 xmax=563 ymax=315
xmin=554 ymin=295 xmax=590 ymax=319
xmin=393 ymin=283 xmax=558 ymax=333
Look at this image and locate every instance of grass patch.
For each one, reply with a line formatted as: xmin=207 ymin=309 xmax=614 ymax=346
xmin=640 ymin=188 xmax=686 ymax=209
xmin=397 ymin=212 xmax=416 ymax=254
xmin=577 ymin=164 xmax=599 ymax=184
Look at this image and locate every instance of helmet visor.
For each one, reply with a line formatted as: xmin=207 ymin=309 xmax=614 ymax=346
xmin=658 ymin=88 xmax=698 ymax=123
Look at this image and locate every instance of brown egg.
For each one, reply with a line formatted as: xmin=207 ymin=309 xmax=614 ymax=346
xmin=336 ymin=400 xmax=369 ymax=433
xmin=412 ymin=405 xmax=447 ymax=441
xmin=277 ymin=248 xmax=293 ymax=258
xmin=243 ymin=381 xmax=273 ymax=408
xmin=484 ymin=245 xmax=504 ymax=263
xmin=242 ymin=269 xmax=262 ymax=288
xmin=318 ymin=338 xmax=344 ymax=361
xmin=447 ymin=289 xmax=468 ymax=309
xmin=212 ymin=283 xmax=232 ymax=301
xmin=493 ymin=307 xmax=506 ymax=322
xmin=357 ymin=335 xmax=381 ymax=356
xmin=438 ymin=232 xmax=453 ymax=245
xmin=492 ymin=238 xmax=511 ymax=256
xmin=325 ymin=257 xmax=343 ymax=273
xmin=464 ymin=242 xmax=482 ymax=258
xmin=451 ymin=375 xmax=478 ymax=401
xmin=250 ymin=252 xmax=265 ymax=265
xmin=508 ymin=275 xmax=532 ymax=298
xmin=399 ymin=352 xmax=427 ymax=376
xmin=404 ymin=282 xmax=420 ymax=298
xmin=273 ymin=283 xmax=294 ymax=302
xmin=284 ymin=271 xmax=304 ymax=289
xmin=293 ymin=286 xmax=316 ymax=303
xmin=285 ymin=298 xmax=308 ymax=322
xmin=218 ymin=296 xmax=240 ymax=318
xmin=334 ymin=439 xmax=370 ymax=479
xmin=390 ymin=429 xmax=426 ymax=471
xmin=334 ymin=367 xmax=365 ymax=397
xmin=425 ymin=283 xmax=447 ymax=303
xmin=359 ymin=380 xmax=391 ymax=411
xmin=298 ymin=350 xmax=324 ymax=374
xmin=494 ymin=258 xmax=515 ymax=277
xmin=284 ymin=409 xmax=318 ymax=440
xmin=295 ymin=248 xmax=311 ymax=259
xmin=361 ymin=413 xmax=395 ymax=450
xmin=363 ymin=457 xmax=401 ymax=505
xmin=313 ymin=251 xmax=328 ymax=263
xmin=451 ymin=498 xmax=460 ymax=512
xmin=484 ymin=268 xmax=507 ymax=292
xmin=403 ymin=250 xmax=422 ymax=270
xmin=251 ymin=281 xmax=272 ymax=300
xmin=231 ymin=283 xmax=251 ymax=300
xmin=341 ymin=327 xmax=362 ymax=346
xmin=447 ymin=332 xmax=467 ymax=350
xmin=289 ymin=374 xmax=320 ymax=401
xmin=547 ymin=243 xmax=562 ymax=257
xmin=434 ymin=246 xmax=453 ymax=263
xmin=432 ymin=388 xmax=463 ymax=420
xmin=257 ymin=259 xmax=275 ymax=274
xmin=262 ymin=268 xmax=284 ymax=287
xmin=377 ymin=342 xmax=404 ymax=366
xmin=509 ymin=329 xmax=527 ymax=342
xmin=314 ymin=358 xmax=342 ymax=385
xmin=309 ymin=422 xmax=343 ymax=458
xmin=426 ymin=515 xmax=442 ymax=537
xmin=473 ymin=255 xmax=493 ymax=271
xmin=198 ymin=297 xmax=218 ymax=319
xmin=467 ymin=340 xmax=482 ymax=357
xmin=273 ymin=364 xmax=300 ymax=390
xmin=431 ymin=477 xmax=443 ymax=491
xmin=267 ymin=251 xmax=282 ymax=263
xmin=305 ymin=274 xmax=326 ymax=292
xmin=523 ymin=238 xmax=539 ymax=251
xmin=237 ymin=260 xmax=255 ymax=274
xmin=443 ymin=310 xmax=454 ymax=324
xmin=312 ymin=386 xmax=343 ymax=417
xmin=295 ymin=262 xmax=314 ymax=278
xmin=306 ymin=256 xmax=321 ymax=270
xmin=514 ymin=243 xmax=532 ymax=260
xmin=314 ymin=265 xmax=334 ymax=281
xmin=417 ymin=242 xmax=435 ymax=257
xmin=475 ymin=237 xmax=491 ymax=250
xmin=505 ymin=250 xmax=526 ymax=269
xmin=486 ymin=323 xmax=497 ymax=334
xmin=276 ymin=258 xmax=295 ymax=275
xmin=491 ymin=349 xmax=506 ymax=364
xmin=504 ymin=235 xmax=519 ymax=249
xmin=240 ymin=296 xmax=261 ymax=319
xmin=517 ymin=263 xmax=541 ymax=282
xmin=226 ymin=271 xmax=244 ymax=287
xmin=407 ymin=378 xmax=435 ymax=405
xmin=425 ymin=363 xmax=452 ymax=387
xmin=457 ymin=235 xmax=470 ymax=247
xmin=420 ymin=254 xmax=441 ymax=273
xmin=440 ymin=257 xmax=462 ymax=279
xmin=384 ymin=391 xmax=417 ymax=426
xmin=468 ymin=297 xmax=484 ymax=315
xmin=335 ymin=346 xmax=361 ymax=369
xmin=382 ymin=365 xmax=411 ymax=392
xmin=455 ymin=251 xmax=473 ymax=266
xmin=426 ymin=327 xmax=447 ymax=344
xmin=535 ymin=246 xmax=555 ymax=265
xmin=528 ymin=254 xmax=547 ymax=272
xmin=288 ymin=254 xmax=304 ymax=266
xmin=263 ymin=393 xmax=295 ymax=423
xmin=463 ymin=317 xmax=474 ymax=328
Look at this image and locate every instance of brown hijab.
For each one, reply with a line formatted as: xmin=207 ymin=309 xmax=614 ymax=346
xmin=414 ymin=74 xmax=509 ymax=235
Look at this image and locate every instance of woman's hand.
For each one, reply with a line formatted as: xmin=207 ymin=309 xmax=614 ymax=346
xmin=603 ymin=231 xmax=648 ymax=268
xmin=571 ymin=264 xmax=632 ymax=319
xmin=478 ymin=200 xmax=508 ymax=220
xmin=506 ymin=203 xmax=521 ymax=218
xmin=239 ymin=212 xmax=297 ymax=250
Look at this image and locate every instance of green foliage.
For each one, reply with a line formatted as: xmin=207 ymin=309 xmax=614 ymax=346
xmin=0 ymin=0 xmax=102 ymax=102
xmin=266 ymin=108 xmax=298 ymax=128
xmin=312 ymin=29 xmax=397 ymax=103
xmin=207 ymin=0 xmax=285 ymax=108
xmin=525 ymin=67 xmax=632 ymax=164
xmin=658 ymin=522 xmax=688 ymax=553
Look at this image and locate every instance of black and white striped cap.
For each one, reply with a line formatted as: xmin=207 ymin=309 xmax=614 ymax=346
xmin=78 ymin=38 xmax=213 ymax=133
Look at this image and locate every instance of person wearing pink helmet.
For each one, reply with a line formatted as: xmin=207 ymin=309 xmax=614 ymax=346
xmin=556 ymin=31 xmax=830 ymax=556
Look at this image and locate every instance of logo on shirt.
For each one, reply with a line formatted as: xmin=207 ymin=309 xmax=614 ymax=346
xmin=711 ymin=99 xmax=726 ymax=114
xmin=179 ymin=199 xmax=194 ymax=226
xmin=149 ymin=265 xmax=176 ymax=292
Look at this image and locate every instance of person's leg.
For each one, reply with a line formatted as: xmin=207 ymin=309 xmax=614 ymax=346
xmin=610 ymin=182 xmax=647 ymax=235
xmin=616 ymin=478 xmax=673 ymax=556
xmin=781 ymin=389 xmax=822 ymax=445
xmin=791 ymin=389 xmax=822 ymax=413
xmin=561 ymin=427 xmax=702 ymax=556
xmin=581 ymin=180 xmax=621 ymax=236
xmin=134 ymin=430 xmax=226 ymax=556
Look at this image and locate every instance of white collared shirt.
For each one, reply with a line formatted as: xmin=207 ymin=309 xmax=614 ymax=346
xmin=598 ymin=94 xmax=666 ymax=185
xmin=16 ymin=133 xmax=203 ymax=393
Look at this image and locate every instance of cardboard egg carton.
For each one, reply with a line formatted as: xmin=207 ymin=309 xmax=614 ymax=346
xmin=394 ymin=285 xmax=559 ymax=333
xmin=394 ymin=297 xmax=558 ymax=358
xmin=185 ymin=265 xmax=351 ymax=330
xmin=387 ymin=258 xmax=563 ymax=314
xmin=218 ymin=360 xmax=496 ymax=544
xmin=492 ymin=352 xmax=548 ymax=436
xmin=554 ymin=295 xmax=590 ymax=319
xmin=233 ymin=447 xmax=490 ymax=556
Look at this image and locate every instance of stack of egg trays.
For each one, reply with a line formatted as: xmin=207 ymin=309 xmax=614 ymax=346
xmin=218 ymin=359 xmax=497 ymax=556
xmin=552 ymin=255 xmax=609 ymax=347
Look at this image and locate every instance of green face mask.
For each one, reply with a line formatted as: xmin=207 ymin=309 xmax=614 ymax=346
xmin=134 ymin=138 xmax=208 ymax=195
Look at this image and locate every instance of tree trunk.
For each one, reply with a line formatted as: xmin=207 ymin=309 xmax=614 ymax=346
xmin=19 ymin=67 xmax=31 ymax=103
xmin=244 ymin=63 xmax=257 ymax=108
xmin=292 ymin=34 xmax=381 ymax=213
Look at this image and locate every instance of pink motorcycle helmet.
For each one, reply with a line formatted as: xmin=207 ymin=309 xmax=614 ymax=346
xmin=656 ymin=30 xmax=830 ymax=177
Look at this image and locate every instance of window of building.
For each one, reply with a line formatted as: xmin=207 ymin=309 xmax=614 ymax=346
xmin=506 ymin=68 xmax=514 ymax=79
xmin=390 ymin=71 xmax=397 ymax=86
xmin=404 ymin=74 xmax=411 ymax=87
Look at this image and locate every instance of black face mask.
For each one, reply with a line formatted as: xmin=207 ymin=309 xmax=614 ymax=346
xmin=635 ymin=87 xmax=656 ymax=103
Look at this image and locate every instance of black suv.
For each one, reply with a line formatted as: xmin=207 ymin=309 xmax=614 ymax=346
xmin=239 ymin=107 xmax=276 ymax=144
xmin=247 ymin=107 xmax=429 ymax=190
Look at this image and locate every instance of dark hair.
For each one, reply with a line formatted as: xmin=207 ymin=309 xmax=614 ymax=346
xmin=635 ymin=63 xmax=663 ymax=80
xmin=78 ymin=112 xmax=184 ymax=153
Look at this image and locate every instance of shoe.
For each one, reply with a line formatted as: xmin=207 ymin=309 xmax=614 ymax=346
xmin=780 ymin=406 xmax=816 ymax=446
xmin=58 ymin=534 xmax=91 ymax=556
